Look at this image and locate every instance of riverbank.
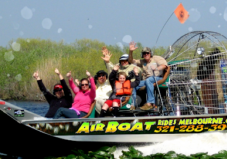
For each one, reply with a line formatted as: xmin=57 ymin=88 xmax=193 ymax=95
xmin=0 ymin=38 xmax=167 ymax=101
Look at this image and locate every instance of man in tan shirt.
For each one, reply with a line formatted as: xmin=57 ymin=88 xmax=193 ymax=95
xmin=128 ymin=42 xmax=168 ymax=110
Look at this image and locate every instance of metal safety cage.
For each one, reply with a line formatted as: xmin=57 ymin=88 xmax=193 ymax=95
xmin=163 ymin=31 xmax=227 ymax=115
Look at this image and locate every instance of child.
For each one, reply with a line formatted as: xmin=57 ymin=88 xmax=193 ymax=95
xmin=99 ymin=65 xmax=140 ymax=117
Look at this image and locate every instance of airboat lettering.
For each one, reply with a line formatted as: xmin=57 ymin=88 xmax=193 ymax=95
xmin=76 ymin=121 xmax=156 ymax=134
xmin=178 ymin=118 xmax=223 ymax=125
xmin=154 ymin=124 xmax=227 ymax=133
xmin=106 ymin=122 xmax=119 ymax=133
xmin=158 ymin=119 xmax=176 ymax=126
xmin=75 ymin=123 xmax=106 ymax=133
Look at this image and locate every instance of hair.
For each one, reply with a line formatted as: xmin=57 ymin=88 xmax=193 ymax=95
xmin=118 ymin=72 xmax=127 ymax=79
xmin=80 ymin=78 xmax=89 ymax=84
xmin=79 ymin=78 xmax=90 ymax=89
xmin=95 ymin=71 xmax=108 ymax=85
xmin=94 ymin=70 xmax=108 ymax=81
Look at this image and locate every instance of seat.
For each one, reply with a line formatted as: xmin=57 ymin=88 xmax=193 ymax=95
xmin=120 ymin=96 xmax=133 ymax=110
xmin=137 ymin=66 xmax=171 ymax=106
xmin=138 ymin=66 xmax=170 ymax=90
xmin=153 ymin=66 xmax=171 ymax=87
xmin=120 ymin=88 xmax=134 ymax=109
xmin=108 ymin=89 xmax=134 ymax=115
xmin=81 ymin=100 xmax=96 ymax=118
xmin=118 ymin=96 xmax=137 ymax=116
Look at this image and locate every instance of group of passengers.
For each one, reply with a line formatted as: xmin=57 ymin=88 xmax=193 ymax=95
xmin=33 ymin=42 xmax=168 ymax=118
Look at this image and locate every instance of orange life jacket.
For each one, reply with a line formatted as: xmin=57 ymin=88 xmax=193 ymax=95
xmin=115 ymin=80 xmax=131 ymax=96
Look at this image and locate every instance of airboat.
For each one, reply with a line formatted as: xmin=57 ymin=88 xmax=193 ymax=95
xmin=1 ymin=31 xmax=227 ymax=157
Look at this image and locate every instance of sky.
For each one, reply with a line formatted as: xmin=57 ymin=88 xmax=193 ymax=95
xmin=1 ymin=0 xmax=227 ymax=49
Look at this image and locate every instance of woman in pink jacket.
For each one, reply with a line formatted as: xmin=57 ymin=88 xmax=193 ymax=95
xmin=53 ymin=70 xmax=96 ymax=118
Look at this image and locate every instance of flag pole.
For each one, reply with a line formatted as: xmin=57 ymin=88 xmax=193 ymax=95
xmin=152 ymin=11 xmax=174 ymax=115
xmin=155 ymin=3 xmax=189 ymax=45
xmin=155 ymin=12 xmax=174 ymax=45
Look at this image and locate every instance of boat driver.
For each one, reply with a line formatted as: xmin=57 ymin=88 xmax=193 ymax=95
xmin=128 ymin=41 xmax=168 ymax=110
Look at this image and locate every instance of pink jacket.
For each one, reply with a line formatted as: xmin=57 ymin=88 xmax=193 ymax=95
xmin=69 ymin=77 xmax=96 ymax=113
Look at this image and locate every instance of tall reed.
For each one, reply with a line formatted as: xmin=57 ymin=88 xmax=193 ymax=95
xmin=0 ymin=38 xmax=167 ymax=100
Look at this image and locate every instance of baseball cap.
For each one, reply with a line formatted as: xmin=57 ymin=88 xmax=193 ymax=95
xmin=142 ymin=47 xmax=151 ymax=53
xmin=54 ymin=84 xmax=63 ymax=91
xmin=119 ymin=54 xmax=129 ymax=61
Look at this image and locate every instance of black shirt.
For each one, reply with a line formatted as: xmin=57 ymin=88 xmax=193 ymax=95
xmin=37 ymin=79 xmax=73 ymax=118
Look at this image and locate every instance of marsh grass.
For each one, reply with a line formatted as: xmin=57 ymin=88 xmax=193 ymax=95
xmin=0 ymin=38 xmax=167 ymax=100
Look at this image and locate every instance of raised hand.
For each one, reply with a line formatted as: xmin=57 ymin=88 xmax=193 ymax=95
xmin=113 ymin=65 xmax=119 ymax=71
xmin=33 ymin=71 xmax=39 ymax=79
xmin=86 ymin=70 xmax=91 ymax=77
xmin=66 ymin=71 xmax=71 ymax=78
xmin=55 ymin=68 xmax=60 ymax=75
xmin=101 ymin=46 xmax=112 ymax=63
xmin=102 ymin=46 xmax=108 ymax=56
xmin=133 ymin=67 xmax=139 ymax=75
xmin=129 ymin=41 xmax=138 ymax=51
xmin=75 ymin=79 xmax=80 ymax=86
xmin=55 ymin=68 xmax=64 ymax=80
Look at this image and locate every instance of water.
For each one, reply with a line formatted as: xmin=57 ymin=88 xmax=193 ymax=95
xmin=6 ymin=100 xmax=227 ymax=158
xmin=7 ymin=100 xmax=49 ymax=117
xmin=114 ymin=132 xmax=227 ymax=158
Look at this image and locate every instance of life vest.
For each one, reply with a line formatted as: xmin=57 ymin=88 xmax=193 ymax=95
xmin=115 ymin=80 xmax=131 ymax=96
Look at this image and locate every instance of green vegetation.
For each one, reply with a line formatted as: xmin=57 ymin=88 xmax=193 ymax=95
xmin=42 ymin=146 xmax=227 ymax=159
xmin=0 ymin=38 xmax=167 ymax=100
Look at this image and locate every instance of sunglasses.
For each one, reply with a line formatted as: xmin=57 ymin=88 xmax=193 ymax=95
xmin=54 ymin=88 xmax=62 ymax=92
xmin=142 ymin=52 xmax=150 ymax=55
xmin=81 ymin=84 xmax=89 ymax=86
xmin=98 ymin=74 xmax=106 ymax=77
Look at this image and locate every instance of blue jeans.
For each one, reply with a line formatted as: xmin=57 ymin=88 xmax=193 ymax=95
xmin=132 ymin=76 xmax=163 ymax=105
xmin=53 ymin=108 xmax=87 ymax=119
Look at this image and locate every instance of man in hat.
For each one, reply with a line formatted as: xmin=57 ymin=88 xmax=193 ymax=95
xmin=95 ymin=70 xmax=112 ymax=115
xmin=101 ymin=48 xmax=139 ymax=80
xmin=128 ymin=41 xmax=168 ymax=110
xmin=101 ymin=47 xmax=142 ymax=109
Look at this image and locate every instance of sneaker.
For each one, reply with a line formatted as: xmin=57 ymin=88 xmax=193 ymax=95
xmin=130 ymin=105 xmax=135 ymax=111
xmin=140 ymin=104 xmax=153 ymax=110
